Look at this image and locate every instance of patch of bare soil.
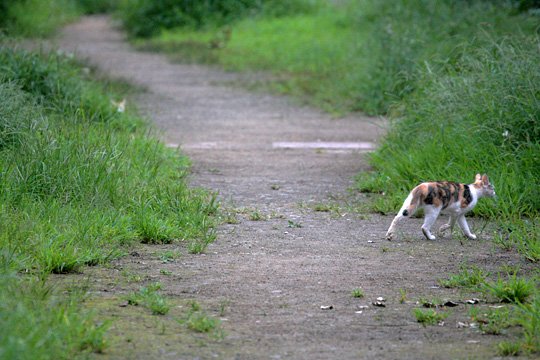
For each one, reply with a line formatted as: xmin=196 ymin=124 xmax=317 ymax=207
xmin=53 ymin=16 xmax=529 ymax=359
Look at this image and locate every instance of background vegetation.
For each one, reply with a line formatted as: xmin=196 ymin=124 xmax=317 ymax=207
xmin=117 ymin=0 xmax=320 ymax=38
xmin=0 ymin=0 xmax=116 ymax=36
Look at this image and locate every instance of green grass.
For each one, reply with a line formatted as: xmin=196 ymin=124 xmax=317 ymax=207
xmin=413 ymin=308 xmax=448 ymax=326
xmin=498 ymin=341 xmax=522 ymax=356
xmin=351 ymin=288 xmax=364 ymax=298
xmin=1 ymin=0 xmax=118 ymax=37
xmin=0 ymin=274 xmax=109 ymax=358
xmin=179 ymin=301 xmax=224 ymax=338
xmin=0 ymin=45 xmax=217 ymax=358
xmin=125 ymin=282 xmax=170 ymax=315
xmin=117 ymin=0 xmax=320 ymax=38
xmin=517 ymin=296 xmax=540 ymax=353
xmin=358 ymin=34 xmax=540 ymax=215
xmin=249 ymin=209 xmax=264 ymax=221
xmin=443 ymin=266 xmax=539 ymax=354
xmin=2 ymin=0 xmax=80 ymax=37
xmin=136 ymin=9 xmax=361 ymax=115
xmin=469 ymin=306 xmax=514 ymax=335
xmin=135 ymin=1 xmax=537 ymax=116
xmin=157 ymin=249 xmax=183 ymax=263
xmin=438 ymin=264 xmax=489 ymax=289
xmin=484 ymin=275 xmax=535 ymax=304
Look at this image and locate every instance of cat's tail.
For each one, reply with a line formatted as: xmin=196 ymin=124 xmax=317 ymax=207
xmin=386 ymin=185 xmax=423 ymax=240
xmin=401 ymin=186 xmax=422 ymax=217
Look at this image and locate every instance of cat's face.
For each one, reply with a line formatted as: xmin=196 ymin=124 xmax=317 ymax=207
xmin=475 ymin=173 xmax=496 ymax=198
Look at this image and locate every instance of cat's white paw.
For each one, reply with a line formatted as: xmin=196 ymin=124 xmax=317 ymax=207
xmin=422 ymin=227 xmax=436 ymax=241
xmin=385 ymin=232 xmax=394 ymax=241
xmin=467 ymin=234 xmax=477 ymax=240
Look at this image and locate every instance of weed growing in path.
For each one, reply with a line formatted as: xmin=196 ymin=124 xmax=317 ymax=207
xmin=498 ymin=341 xmax=521 ymax=356
xmin=287 ymin=220 xmax=302 ymax=228
xmin=484 ymin=275 xmax=535 ymax=304
xmin=399 ymin=289 xmax=407 ymax=304
xmin=517 ymin=296 xmax=540 ymax=353
xmin=413 ymin=309 xmax=448 ymax=327
xmin=125 ymin=282 xmax=170 ymax=315
xmin=351 ymin=288 xmax=364 ymax=299
xmin=249 ymin=210 xmax=264 ymax=221
xmin=469 ymin=306 xmax=514 ymax=335
xmin=157 ymin=249 xmax=183 ymax=263
xmin=438 ymin=265 xmax=489 ymax=289
xmin=179 ymin=301 xmax=224 ymax=339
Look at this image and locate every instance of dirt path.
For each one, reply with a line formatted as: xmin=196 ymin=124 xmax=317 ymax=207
xmin=55 ymin=16 xmax=524 ymax=360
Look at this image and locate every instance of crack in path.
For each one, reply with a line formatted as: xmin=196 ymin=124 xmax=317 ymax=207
xmin=54 ymin=16 xmax=521 ymax=360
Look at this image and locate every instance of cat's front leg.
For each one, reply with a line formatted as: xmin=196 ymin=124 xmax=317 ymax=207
xmin=421 ymin=206 xmax=441 ymax=240
xmin=457 ymin=215 xmax=476 ymax=240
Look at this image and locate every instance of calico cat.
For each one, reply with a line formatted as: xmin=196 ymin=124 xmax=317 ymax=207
xmin=385 ymin=174 xmax=495 ymax=241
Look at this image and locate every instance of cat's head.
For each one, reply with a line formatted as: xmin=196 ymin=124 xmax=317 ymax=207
xmin=474 ymin=173 xmax=496 ymax=198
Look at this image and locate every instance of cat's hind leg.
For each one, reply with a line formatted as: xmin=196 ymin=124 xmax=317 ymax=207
xmin=457 ymin=215 xmax=477 ymax=240
xmin=438 ymin=215 xmax=457 ymax=237
xmin=385 ymin=193 xmax=415 ymax=240
xmin=421 ymin=205 xmax=441 ymax=240
xmin=385 ymin=213 xmax=403 ymax=241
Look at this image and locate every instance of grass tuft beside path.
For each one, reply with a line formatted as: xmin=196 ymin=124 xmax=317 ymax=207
xmin=0 ymin=44 xmax=217 ymax=358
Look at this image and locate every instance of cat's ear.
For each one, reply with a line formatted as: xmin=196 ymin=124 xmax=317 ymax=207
xmin=482 ymin=174 xmax=489 ymax=185
xmin=475 ymin=173 xmax=482 ymax=182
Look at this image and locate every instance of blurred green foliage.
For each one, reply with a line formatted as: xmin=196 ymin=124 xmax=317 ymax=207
xmin=117 ymin=0 xmax=320 ymax=37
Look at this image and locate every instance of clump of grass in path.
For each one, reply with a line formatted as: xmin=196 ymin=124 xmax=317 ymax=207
xmin=351 ymin=288 xmax=364 ymax=298
xmin=179 ymin=301 xmax=224 ymax=338
xmin=438 ymin=265 xmax=489 ymax=289
xmin=469 ymin=306 xmax=514 ymax=335
xmin=413 ymin=308 xmax=448 ymax=326
xmin=125 ymin=282 xmax=170 ymax=315
xmin=484 ymin=275 xmax=535 ymax=304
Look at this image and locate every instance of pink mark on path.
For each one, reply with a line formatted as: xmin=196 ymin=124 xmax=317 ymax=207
xmin=272 ymin=141 xmax=376 ymax=151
